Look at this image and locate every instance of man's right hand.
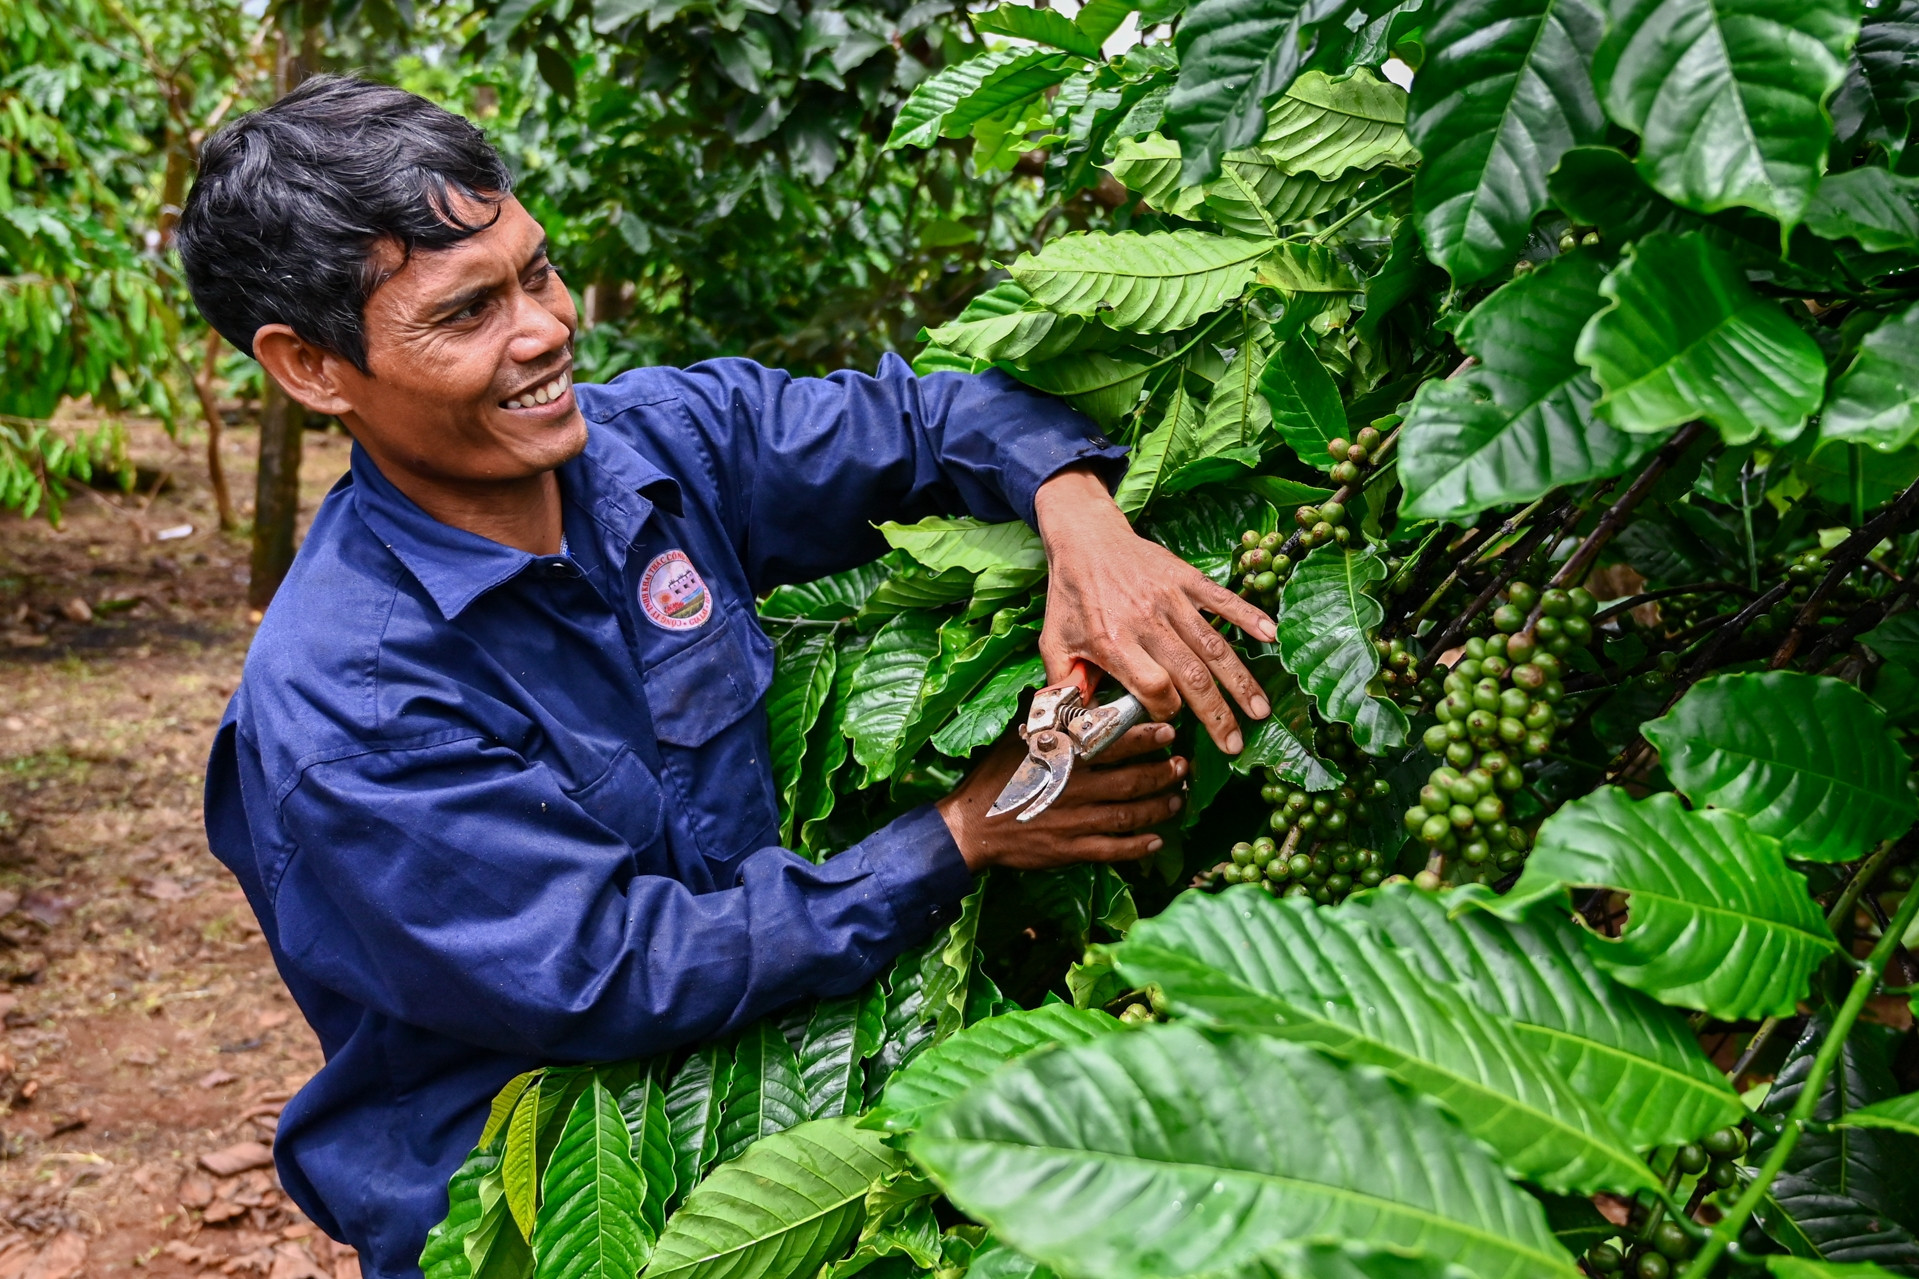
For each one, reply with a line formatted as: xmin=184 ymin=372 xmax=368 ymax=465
xmin=935 ymin=723 xmax=1186 ymax=872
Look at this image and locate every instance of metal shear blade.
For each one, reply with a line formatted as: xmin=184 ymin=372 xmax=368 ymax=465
xmin=988 ymin=676 xmax=1150 ymax=822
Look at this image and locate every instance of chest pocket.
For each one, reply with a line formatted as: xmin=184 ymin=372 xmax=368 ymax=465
xmin=642 ymin=608 xmax=780 ymax=869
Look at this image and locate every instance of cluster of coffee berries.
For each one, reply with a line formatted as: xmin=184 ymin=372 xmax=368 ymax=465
xmin=1291 ymin=499 xmax=1352 ymax=552
xmin=1375 ymin=635 xmax=1419 ymax=702
xmin=1323 ymin=424 xmax=1387 ymax=485
xmin=1221 ymin=833 xmax=1390 ymax=905
xmin=1234 ymin=529 xmax=1294 ymax=608
xmin=1584 ymin=1128 xmax=1746 ymax=1279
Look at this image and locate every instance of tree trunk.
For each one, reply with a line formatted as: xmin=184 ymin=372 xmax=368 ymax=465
xmin=249 ymin=376 xmax=304 ymax=611
xmin=247 ymin=17 xmax=323 ymax=610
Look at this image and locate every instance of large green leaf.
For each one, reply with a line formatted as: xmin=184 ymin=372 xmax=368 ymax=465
xmin=504 ymin=1075 xmax=545 ymax=1241
xmin=664 ymin=1044 xmax=733 ymax=1203
xmin=1407 ymin=0 xmax=1605 ymax=283
xmin=1275 ymin=545 xmax=1409 ymax=755
xmin=879 ymin=517 xmax=1046 ymax=576
xmin=1230 ymin=666 xmax=1342 ymax=791
xmin=1853 ymin=0 xmax=1919 ymax=153
xmin=715 ymin=1019 xmax=810 ymax=1168
xmin=1260 ymin=68 xmax=1418 ymax=178
xmin=1259 ymin=336 xmax=1346 ymax=466
xmin=471 ymin=1165 xmax=537 ymax=1279
xmin=1643 ymin=671 xmax=1917 ymax=862
xmin=929 ymin=654 xmax=1046 ymax=756
xmin=898 ymin=611 xmax=1041 ymax=768
xmin=1012 ymin=348 xmax=1158 ymax=428
xmin=973 ymin=2 xmax=1106 ymax=56
xmin=1342 ymin=883 xmax=1744 ymax=1149
xmin=1118 ymin=890 xmax=1655 ymax=1194
xmin=1493 ymin=788 xmax=1841 ymax=1019
xmin=1166 ymin=0 xmax=1364 ymax=185
xmin=1770 ymin=1261 xmax=1907 ymax=1279
xmin=424 ymin=1145 xmax=501 ymax=1279
xmin=886 ymin=48 xmax=1079 ymax=150
xmin=1592 ymin=0 xmax=1858 ymax=226
xmin=844 ymin=611 xmax=944 ymax=786
xmin=865 ymin=1005 xmax=1120 ymax=1133
xmin=1009 ymin=231 xmax=1275 ymax=334
xmin=1117 ymin=379 xmax=1208 ymax=516
xmin=922 ymin=283 xmax=1094 ymax=367
xmin=1806 ymin=167 xmax=1919 ymax=252
xmin=797 ymin=987 xmax=887 ymax=1122
xmin=607 ymin=1063 xmax=677 ymax=1242
xmin=1823 ymin=301 xmax=1919 ymax=453
xmin=1204 ymin=150 xmax=1367 ymax=236
xmin=769 ymin=628 xmax=838 ymax=846
xmin=533 ymin=1080 xmax=654 ymax=1279
xmin=1844 ymin=1094 xmax=1919 ymax=1139
xmin=1575 ymin=231 xmax=1826 ymax=444
xmin=646 ymin=1118 xmax=903 ymax=1279
xmin=910 ymin=1024 xmax=1581 ymax=1279
xmin=1753 ymin=1018 xmax=1919 ymax=1271
xmin=760 ymin=564 xmax=889 ymax=623
xmin=1398 ymin=250 xmax=1659 ymax=520
xmin=1106 ymin=134 xmax=1203 ymax=213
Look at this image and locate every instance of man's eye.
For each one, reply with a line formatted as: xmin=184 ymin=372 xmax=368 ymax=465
xmin=450 ymin=298 xmax=488 ymax=323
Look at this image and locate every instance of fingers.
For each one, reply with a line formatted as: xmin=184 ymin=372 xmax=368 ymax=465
xmin=1172 ymin=608 xmax=1270 ymax=722
xmin=1189 ymin=573 xmax=1276 ymax=643
xmin=1059 ymin=834 xmax=1162 ymax=863
xmin=1052 ymin=790 xmax=1184 ymax=835
xmin=1098 ymin=644 xmax=1184 ymax=722
xmin=1095 ymin=722 xmax=1177 ymax=763
xmin=1075 ymin=753 xmax=1186 ymax=801
xmin=1142 ymin=628 xmax=1242 ymax=754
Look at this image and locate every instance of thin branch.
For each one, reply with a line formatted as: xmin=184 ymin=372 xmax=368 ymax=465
xmin=1592 ymin=582 xmax=1755 ymax=626
xmin=1771 ymin=476 xmax=1919 ymax=668
xmin=1550 ymin=423 xmax=1709 ymax=592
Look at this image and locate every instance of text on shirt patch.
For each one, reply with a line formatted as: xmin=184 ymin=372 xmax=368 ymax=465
xmin=639 ymin=549 xmax=713 ymax=630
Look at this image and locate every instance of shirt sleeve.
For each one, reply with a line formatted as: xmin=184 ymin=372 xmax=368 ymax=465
xmin=638 ymin=354 xmax=1128 ymax=591
xmin=268 ymin=735 xmax=974 ymax=1061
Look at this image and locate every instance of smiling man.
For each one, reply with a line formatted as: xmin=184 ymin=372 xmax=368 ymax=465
xmin=179 ymin=76 xmax=1275 ymax=1278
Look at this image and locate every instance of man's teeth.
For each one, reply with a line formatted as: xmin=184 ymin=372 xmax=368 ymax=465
xmin=504 ymin=372 xmax=571 ymax=409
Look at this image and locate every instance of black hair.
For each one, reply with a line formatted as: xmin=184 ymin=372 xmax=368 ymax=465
xmin=176 ymin=75 xmax=514 ymax=374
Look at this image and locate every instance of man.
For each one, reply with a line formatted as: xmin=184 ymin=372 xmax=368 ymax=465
xmin=181 ymin=76 xmax=1276 ymax=1278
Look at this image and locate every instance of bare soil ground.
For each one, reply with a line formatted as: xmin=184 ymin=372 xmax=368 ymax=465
xmin=0 ymin=414 xmax=359 ymax=1278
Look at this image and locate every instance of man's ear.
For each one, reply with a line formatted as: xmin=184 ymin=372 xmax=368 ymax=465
xmin=253 ymin=324 xmax=358 ymax=417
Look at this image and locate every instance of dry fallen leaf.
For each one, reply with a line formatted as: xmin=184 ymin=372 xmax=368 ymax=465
xmin=199 ymin=1141 xmax=273 ymax=1176
xmin=178 ymin=1171 xmax=217 ymax=1209
xmin=198 ymin=1069 xmax=238 ymax=1090
xmin=202 ymin=1198 xmax=247 ymax=1224
xmin=58 ymin=599 xmax=91 ymax=625
xmin=18 ymin=1231 xmax=86 ymax=1279
xmin=138 ymin=876 xmax=189 ymax=902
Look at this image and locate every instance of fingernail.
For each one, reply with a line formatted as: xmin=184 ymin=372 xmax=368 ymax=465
xmin=1155 ymin=723 xmax=1175 ymax=742
xmin=1171 ymin=756 xmax=1188 ymax=777
xmin=1251 ymin=695 xmax=1271 ymax=718
xmin=1260 ymin=618 xmax=1277 ymax=640
xmin=1168 ymin=795 xmax=1183 ymax=812
xmin=1146 ymin=837 xmax=1165 ymax=852
xmin=1227 ymin=730 xmax=1244 ymax=753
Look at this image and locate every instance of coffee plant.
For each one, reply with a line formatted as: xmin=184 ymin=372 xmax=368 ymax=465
xmin=422 ymin=0 xmax=1919 ymax=1277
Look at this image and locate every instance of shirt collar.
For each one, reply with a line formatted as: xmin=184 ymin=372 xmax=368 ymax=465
xmin=350 ymin=425 xmax=683 ymax=621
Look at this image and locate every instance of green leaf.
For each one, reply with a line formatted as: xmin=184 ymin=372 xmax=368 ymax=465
xmin=1105 ymin=134 xmax=1204 ymax=214
xmin=1118 ymin=890 xmax=1656 ymax=1195
xmin=880 ymin=517 xmax=1046 ymax=575
xmin=1862 ymin=613 xmax=1919 ymax=670
xmin=533 ymin=1080 xmax=653 ymax=1279
xmin=1076 ymin=0 xmax=1138 ymax=43
xmin=471 ymin=1166 xmax=537 ymax=1279
xmin=865 ymin=1005 xmax=1121 ymax=1133
xmin=1407 ymin=0 xmax=1605 ymax=283
xmin=1259 ymin=68 xmax=1417 ymax=178
xmin=504 ymin=1075 xmax=545 ymax=1241
xmin=481 ymin=1072 xmax=543 ymax=1152
xmin=1256 ymin=241 xmax=1363 ymax=293
xmin=798 ymin=986 xmax=888 ymax=1121
xmin=761 ymin=564 xmax=889 ymax=622
xmin=1823 ymin=301 xmax=1919 ymax=453
xmin=715 ymin=1018 xmax=810 ymax=1167
xmin=1011 ymin=348 xmax=1159 ymax=428
xmin=770 ymin=629 xmax=838 ymax=845
xmin=1204 ymin=150 xmax=1367 ymax=237
xmin=1769 ymin=1260 xmax=1905 ymax=1279
xmin=845 ymin=612 xmax=945 ymax=785
xmin=974 ymin=3 xmax=1106 ymax=56
xmin=1116 ymin=379 xmax=1207 ymax=516
xmin=610 ymin=1063 xmax=677 ymax=1242
xmin=930 ymin=654 xmax=1047 ymax=756
xmin=1593 ymin=0 xmax=1858 ymax=226
xmin=1574 ymin=231 xmax=1827 ymax=444
xmin=1853 ymin=0 xmax=1919 ymax=154
xmin=1275 ymin=545 xmax=1409 ymax=755
xmin=886 ymin=49 xmax=1080 ymax=151
xmin=646 ymin=1118 xmax=903 ymax=1279
xmin=920 ymin=880 xmax=987 ymax=1041
xmin=1343 ymin=883 xmax=1744 ymax=1149
xmin=1009 ymin=231 xmax=1275 ymax=334
xmin=910 ymin=1024 xmax=1581 ymax=1279
xmin=1229 ymin=666 xmax=1343 ymax=790
xmin=1643 ymin=671 xmax=1917 ymax=862
xmin=1398 ymin=250 xmax=1659 ymax=521
xmin=1198 ymin=329 xmax=1275 ymax=451
xmin=1753 ymin=1017 xmax=1919 ymax=1271
xmin=1493 ymin=788 xmax=1842 ymax=1020
xmin=1806 ymin=167 xmax=1919 ymax=252
xmin=1843 ymin=1093 xmax=1919 ymax=1138
xmin=425 ymin=1145 xmax=501 ymax=1279
xmin=1259 ymin=337 xmax=1347 ymax=466
xmin=665 ymin=1044 xmax=732 ymax=1203
xmin=1547 ymin=145 xmax=1693 ymax=243
xmin=899 ymin=611 xmax=1042 ymax=768
xmin=922 ymin=283 xmax=1096 ymax=368
xmin=1167 ymin=0 xmax=1365 ymax=185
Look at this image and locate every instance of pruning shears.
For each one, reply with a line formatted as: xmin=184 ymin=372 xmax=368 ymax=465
xmin=987 ymin=659 xmax=1152 ymax=822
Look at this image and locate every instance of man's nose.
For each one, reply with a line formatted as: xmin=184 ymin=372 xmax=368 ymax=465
xmin=505 ymin=283 xmax=574 ymax=362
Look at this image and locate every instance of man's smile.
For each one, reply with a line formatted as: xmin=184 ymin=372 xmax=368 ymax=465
xmin=501 ymin=366 xmax=573 ymax=412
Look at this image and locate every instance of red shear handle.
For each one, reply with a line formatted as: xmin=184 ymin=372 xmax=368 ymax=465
xmin=1064 ymin=658 xmax=1101 ymax=704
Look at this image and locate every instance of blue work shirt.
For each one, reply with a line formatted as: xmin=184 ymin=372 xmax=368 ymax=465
xmin=201 ymin=354 xmax=1124 ymax=1279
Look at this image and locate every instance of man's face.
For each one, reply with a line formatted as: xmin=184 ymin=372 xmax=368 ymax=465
xmin=339 ymin=195 xmax=584 ymax=485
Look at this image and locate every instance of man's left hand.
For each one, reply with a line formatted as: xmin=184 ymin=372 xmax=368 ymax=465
xmin=1033 ymin=466 xmax=1275 ymax=753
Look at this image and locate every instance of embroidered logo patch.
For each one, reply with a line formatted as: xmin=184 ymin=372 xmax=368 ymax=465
xmin=640 ymin=549 xmax=712 ymax=631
